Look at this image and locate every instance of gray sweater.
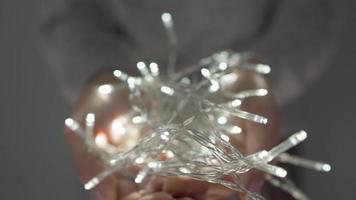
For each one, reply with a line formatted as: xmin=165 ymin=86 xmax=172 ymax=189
xmin=39 ymin=0 xmax=346 ymax=104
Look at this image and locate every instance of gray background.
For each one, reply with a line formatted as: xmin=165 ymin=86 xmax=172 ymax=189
xmin=1 ymin=0 xmax=355 ymax=199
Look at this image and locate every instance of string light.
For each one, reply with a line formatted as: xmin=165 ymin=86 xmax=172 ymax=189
xmin=63 ymin=12 xmax=331 ymax=200
xmin=66 ymin=55 xmax=330 ymax=200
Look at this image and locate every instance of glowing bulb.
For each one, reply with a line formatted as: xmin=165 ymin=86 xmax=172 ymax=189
xmin=137 ymin=61 xmax=146 ymax=70
xmin=256 ymin=89 xmax=268 ymax=96
xmin=209 ymin=80 xmax=220 ymax=92
xmin=135 ymin=173 xmax=145 ymax=183
xmin=179 ymin=167 xmax=191 ymax=174
xmin=65 ymin=118 xmax=79 ymax=130
xmin=113 ymin=69 xmax=128 ymax=81
xmin=231 ymin=99 xmax=242 ymax=107
xmin=258 ymin=150 xmax=269 ymax=159
xmin=113 ymin=70 xmax=122 ymax=77
xmin=160 ymin=134 xmax=169 ymax=141
xmin=112 ymin=121 xmax=126 ymax=135
xmin=148 ymin=162 xmax=158 ymax=168
xmin=276 ymin=168 xmax=287 ymax=178
xmin=220 ymin=134 xmax=230 ymax=142
xmin=161 ymin=12 xmax=173 ymax=27
xmin=231 ymin=126 xmax=242 ymax=134
xmin=256 ymin=64 xmax=271 ymax=74
xmin=135 ymin=157 xmax=145 ymax=164
xmin=322 ymin=164 xmax=331 ymax=172
xmin=149 ymin=62 xmax=159 ymax=76
xmin=217 ymin=116 xmax=227 ymax=125
xmin=86 ymin=113 xmax=95 ymax=124
xmin=201 ymin=68 xmax=210 ymax=77
xmin=84 ymin=178 xmax=99 ymax=190
xmin=296 ymin=130 xmax=307 ymax=141
xmin=218 ymin=62 xmax=228 ymax=70
xmin=160 ymin=86 xmax=175 ymax=96
xmin=127 ymin=77 xmax=136 ymax=89
xmin=65 ymin=118 xmax=74 ymax=126
xmin=95 ymin=132 xmax=108 ymax=148
xmin=110 ymin=118 xmax=127 ymax=143
xmin=98 ymin=84 xmax=113 ymax=95
xmin=132 ymin=116 xmax=144 ymax=124
xmin=65 ymin=118 xmax=84 ymax=138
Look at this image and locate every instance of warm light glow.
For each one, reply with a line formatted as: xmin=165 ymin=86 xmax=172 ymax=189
xmin=110 ymin=118 xmax=127 ymax=142
xmin=165 ymin=150 xmax=174 ymax=159
xmin=111 ymin=120 xmax=126 ymax=134
xmin=95 ymin=132 xmax=108 ymax=148
xmin=78 ymin=47 xmax=326 ymax=199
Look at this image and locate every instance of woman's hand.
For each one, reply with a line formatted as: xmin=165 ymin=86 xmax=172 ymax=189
xmin=64 ymin=69 xmax=279 ymax=200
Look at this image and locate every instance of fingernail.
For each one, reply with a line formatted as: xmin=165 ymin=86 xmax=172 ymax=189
xmin=248 ymin=180 xmax=264 ymax=193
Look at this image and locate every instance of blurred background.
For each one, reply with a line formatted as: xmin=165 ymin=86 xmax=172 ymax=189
xmin=1 ymin=0 xmax=355 ymax=199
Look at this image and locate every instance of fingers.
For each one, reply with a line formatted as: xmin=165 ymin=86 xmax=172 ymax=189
xmin=65 ymin=68 xmax=279 ymax=200
xmin=205 ymin=183 xmax=240 ymax=200
xmin=241 ymin=93 xmax=279 ymax=192
xmin=221 ymin=69 xmax=279 ymax=194
xmin=140 ymin=192 xmax=174 ymax=200
xmin=122 ymin=191 xmax=174 ymax=200
xmin=146 ymin=176 xmax=209 ymax=199
xmin=64 ymin=125 xmax=117 ymax=200
xmin=240 ymin=74 xmax=278 ymax=193
xmin=64 ymin=71 xmax=132 ymax=199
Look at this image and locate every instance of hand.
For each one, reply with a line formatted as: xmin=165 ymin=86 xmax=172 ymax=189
xmin=64 ymin=69 xmax=279 ymax=200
